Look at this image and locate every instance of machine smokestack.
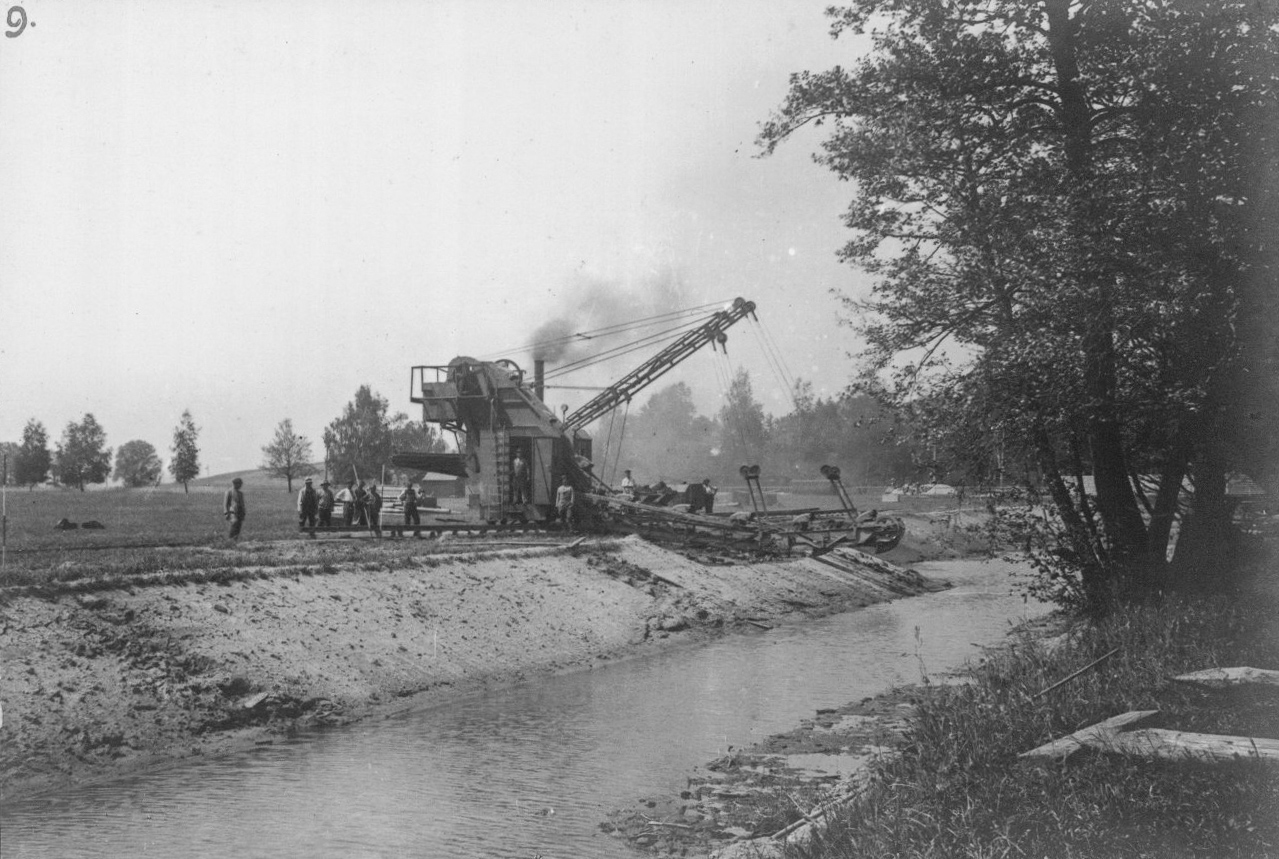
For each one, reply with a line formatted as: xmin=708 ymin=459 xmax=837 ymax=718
xmin=533 ymin=359 xmax=545 ymax=402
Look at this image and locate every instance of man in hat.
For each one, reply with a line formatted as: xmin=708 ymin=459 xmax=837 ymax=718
xmin=317 ymin=480 xmax=335 ymax=527
xmin=223 ymin=477 xmax=246 ymax=540
xmin=297 ymin=477 xmax=319 ymax=535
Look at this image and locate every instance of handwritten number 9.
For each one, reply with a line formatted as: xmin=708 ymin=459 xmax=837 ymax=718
xmin=5 ymin=5 xmax=26 ymax=38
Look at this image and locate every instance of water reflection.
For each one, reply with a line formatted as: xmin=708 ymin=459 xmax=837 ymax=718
xmin=2 ymin=560 xmax=1043 ymax=859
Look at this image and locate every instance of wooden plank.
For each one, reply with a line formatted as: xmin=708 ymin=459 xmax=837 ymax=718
xmin=1112 ymin=728 xmax=1279 ymax=763
xmin=1019 ymin=710 xmax=1160 ymax=760
xmin=1172 ymin=667 xmax=1279 ymax=689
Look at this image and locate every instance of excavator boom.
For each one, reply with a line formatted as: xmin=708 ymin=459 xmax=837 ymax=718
xmin=562 ymin=297 xmax=757 ymax=432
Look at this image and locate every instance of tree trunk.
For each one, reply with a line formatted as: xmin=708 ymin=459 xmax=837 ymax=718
xmin=1045 ymin=0 xmax=1150 ymax=575
xmin=1034 ymin=425 xmax=1109 ymax=603
xmin=183 ymin=481 xmax=189 ymax=494
xmin=1144 ymin=445 xmax=1189 ymax=575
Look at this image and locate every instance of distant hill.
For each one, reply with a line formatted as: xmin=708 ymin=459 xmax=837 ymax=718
xmin=188 ymin=465 xmax=326 ymax=493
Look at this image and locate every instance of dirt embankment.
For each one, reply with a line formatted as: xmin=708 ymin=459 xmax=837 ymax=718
xmin=0 ymin=535 xmax=940 ymax=801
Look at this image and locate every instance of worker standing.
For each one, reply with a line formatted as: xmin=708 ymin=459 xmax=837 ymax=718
xmin=223 ymin=477 xmax=246 ymax=541
xmin=620 ymin=469 xmax=636 ymax=500
xmin=318 ymin=480 xmax=335 ymax=527
xmin=353 ymin=480 xmax=369 ymax=527
xmin=399 ymin=483 xmax=420 ymax=528
xmin=366 ymin=483 xmax=382 ymax=537
xmin=298 ymin=477 xmax=318 ymax=536
xmin=702 ymin=478 xmax=718 ymax=514
xmin=512 ymin=452 xmax=530 ymax=505
xmin=337 ymin=481 xmax=355 ymax=526
xmin=555 ymin=476 xmax=576 ymax=533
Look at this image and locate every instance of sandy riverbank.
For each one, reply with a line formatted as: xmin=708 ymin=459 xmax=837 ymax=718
xmin=0 ymin=534 xmax=946 ymax=801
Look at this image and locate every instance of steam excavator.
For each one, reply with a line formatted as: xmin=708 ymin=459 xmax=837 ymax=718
xmin=392 ymin=297 xmax=904 ymax=555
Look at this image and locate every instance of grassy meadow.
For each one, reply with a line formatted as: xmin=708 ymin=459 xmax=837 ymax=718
xmin=0 ymin=478 xmax=468 ymax=591
xmin=2 ymin=483 xmax=304 ymax=550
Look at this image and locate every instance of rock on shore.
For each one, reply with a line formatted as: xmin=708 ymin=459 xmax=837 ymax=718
xmin=0 ymin=536 xmax=939 ymax=800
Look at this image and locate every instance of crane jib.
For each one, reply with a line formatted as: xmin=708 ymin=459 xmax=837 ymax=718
xmin=562 ymin=298 xmax=757 ymax=431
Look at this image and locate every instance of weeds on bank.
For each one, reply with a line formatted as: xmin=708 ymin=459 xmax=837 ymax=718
xmin=789 ymin=596 xmax=1279 ymax=859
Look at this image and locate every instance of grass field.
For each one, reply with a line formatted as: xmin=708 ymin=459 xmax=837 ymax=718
xmin=2 ymin=484 xmax=308 ymax=550
xmin=0 ymin=481 xmax=473 ymax=590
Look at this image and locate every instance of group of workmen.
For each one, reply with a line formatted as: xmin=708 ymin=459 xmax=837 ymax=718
xmin=295 ymin=476 xmax=423 ymax=536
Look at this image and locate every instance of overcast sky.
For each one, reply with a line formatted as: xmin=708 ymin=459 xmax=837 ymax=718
xmin=1 ymin=0 xmax=874 ymax=477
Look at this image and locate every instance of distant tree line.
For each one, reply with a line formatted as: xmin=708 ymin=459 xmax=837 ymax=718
xmin=1 ymin=411 xmax=201 ymax=491
xmin=602 ymin=373 xmax=922 ymax=490
xmin=2 ymin=387 xmax=451 ymax=496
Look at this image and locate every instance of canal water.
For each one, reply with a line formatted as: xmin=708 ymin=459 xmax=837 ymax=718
xmin=2 ymin=559 xmax=1046 ymax=859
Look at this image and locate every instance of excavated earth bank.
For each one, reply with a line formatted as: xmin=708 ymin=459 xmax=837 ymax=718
xmin=0 ymin=535 xmax=940 ymax=801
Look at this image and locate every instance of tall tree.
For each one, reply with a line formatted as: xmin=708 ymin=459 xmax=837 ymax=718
xmin=323 ymin=386 xmax=398 ymax=484
xmin=759 ymin=0 xmax=1278 ymax=602
xmin=260 ymin=418 xmax=314 ymax=493
xmin=719 ymin=369 xmax=768 ymax=474
xmin=114 ymin=440 xmax=163 ymax=488
xmin=14 ymin=418 xmax=51 ymax=489
xmin=169 ymin=409 xmax=201 ymax=493
xmin=55 ymin=414 xmax=112 ymax=491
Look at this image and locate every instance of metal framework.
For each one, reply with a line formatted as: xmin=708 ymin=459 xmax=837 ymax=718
xmin=562 ymin=298 xmax=757 ymax=432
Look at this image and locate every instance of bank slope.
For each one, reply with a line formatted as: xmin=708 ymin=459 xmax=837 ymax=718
xmin=0 ymin=536 xmax=938 ymax=799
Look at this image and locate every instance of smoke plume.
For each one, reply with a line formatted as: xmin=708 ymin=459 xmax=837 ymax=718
xmin=530 ymin=268 xmax=690 ymax=364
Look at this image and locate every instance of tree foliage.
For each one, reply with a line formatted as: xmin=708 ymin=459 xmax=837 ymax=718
xmin=719 ymin=368 xmax=769 ymax=472
xmin=260 ymin=419 xmax=314 ymax=493
xmin=55 ymin=414 xmax=112 ymax=491
xmin=14 ymin=418 xmax=51 ymax=489
xmin=169 ymin=410 xmax=201 ymax=492
xmin=606 ymin=378 xmax=920 ymax=489
xmin=114 ymin=439 xmax=163 ymax=488
xmin=324 ymin=385 xmax=446 ymax=485
xmin=759 ymin=0 xmax=1279 ymax=604
xmin=763 ymin=382 xmax=914 ymax=485
xmin=609 ymin=382 xmax=719 ymax=484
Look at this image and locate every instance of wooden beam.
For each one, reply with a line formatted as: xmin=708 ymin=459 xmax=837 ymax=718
xmin=1019 ymin=710 xmax=1160 ymax=760
xmin=1172 ymin=667 xmax=1279 ymax=689
xmin=1112 ymin=728 xmax=1279 ymax=763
